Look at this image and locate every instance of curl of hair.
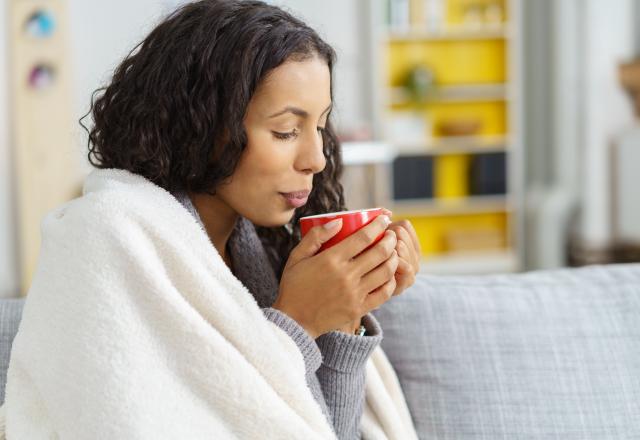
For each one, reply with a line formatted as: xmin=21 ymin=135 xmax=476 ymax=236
xmin=81 ymin=0 xmax=346 ymax=279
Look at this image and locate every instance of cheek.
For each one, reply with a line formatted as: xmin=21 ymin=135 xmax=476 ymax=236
xmin=233 ymin=139 xmax=290 ymax=190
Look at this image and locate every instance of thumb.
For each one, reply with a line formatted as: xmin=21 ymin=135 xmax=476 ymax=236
xmin=289 ymin=218 xmax=343 ymax=264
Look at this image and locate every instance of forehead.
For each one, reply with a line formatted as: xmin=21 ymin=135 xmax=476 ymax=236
xmin=250 ymin=57 xmax=332 ymax=117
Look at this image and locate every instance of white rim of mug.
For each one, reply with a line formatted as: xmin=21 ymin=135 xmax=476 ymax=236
xmin=300 ymin=207 xmax=383 ymax=220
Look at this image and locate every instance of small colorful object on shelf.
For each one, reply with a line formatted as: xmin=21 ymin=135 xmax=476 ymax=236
xmin=28 ymin=65 xmax=55 ymax=90
xmin=437 ymin=117 xmax=482 ymax=137
xmin=462 ymin=3 xmax=484 ymax=27
xmin=484 ymin=2 xmax=504 ymax=24
xmin=24 ymin=10 xmax=56 ymax=38
xmin=404 ymin=64 xmax=436 ymax=103
xmin=619 ymin=59 xmax=640 ymax=116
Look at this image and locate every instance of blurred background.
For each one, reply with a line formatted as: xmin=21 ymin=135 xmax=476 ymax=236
xmin=1 ymin=0 xmax=639 ymax=297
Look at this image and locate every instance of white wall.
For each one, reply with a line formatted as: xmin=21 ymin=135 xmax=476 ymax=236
xmin=269 ymin=0 xmax=372 ymax=133
xmin=0 ymin=0 xmax=19 ymax=298
xmin=524 ymin=0 xmax=636 ymax=269
xmin=580 ymin=0 xmax=635 ymax=248
xmin=68 ymin=0 xmax=372 ymax=154
xmin=635 ymin=0 xmax=640 ymax=53
xmin=68 ymin=0 xmax=172 ymax=166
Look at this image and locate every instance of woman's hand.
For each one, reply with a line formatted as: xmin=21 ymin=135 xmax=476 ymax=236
xmin=382 ymin=209 xmax=421 ymax=297
xmin=333 ymin=213 xmax=422 ymax=334
xmin=273 ymin=215 xmax=399 ymax=338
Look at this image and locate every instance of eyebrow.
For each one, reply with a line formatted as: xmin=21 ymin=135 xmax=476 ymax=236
xmin=268 ymin=103 xmax=333 ymax=119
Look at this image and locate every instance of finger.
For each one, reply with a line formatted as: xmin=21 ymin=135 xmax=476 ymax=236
xmin=395 ymin=255 xmax=413 ymax=275
xmin=394 ymin=241 xmax=413 ymax=272
xmin=390 ymin=219 xmax=420 ymax=255
xmin=351 ymin=230 xmax=397 ymax=276
xmin=331 ymin=214 xmax=392 ymax=259
xmin=389 ymin=224 xmax=412 ymax=255
xmin=388 ymin=223 xmax=419 ymax=269
xmin=396 ymin=235 xmax=419 ymax=273
xmin=400 ymin=219 xmax=421 ymax=256
xmin=289 ymin=218 xmax=342 ymax=264
xmin=363 ymin=275 xmax=397 ymax=312
xmin=359 ymin=250 xmax=399 ymax=295
xmin=393 ymin=258 xmax=415 ymax=295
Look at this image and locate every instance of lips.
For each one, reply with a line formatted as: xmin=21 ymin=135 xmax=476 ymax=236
xmin=280 ymin=189 xmax=311 ymax=199
xmin=280 ymin=189 xmax=311 ymax=208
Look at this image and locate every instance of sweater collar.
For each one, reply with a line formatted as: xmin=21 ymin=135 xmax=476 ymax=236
xmin=172 ymin=190 xmax=280 ymax=308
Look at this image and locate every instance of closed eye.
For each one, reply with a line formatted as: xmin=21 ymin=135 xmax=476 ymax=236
xmin=272 ymin=129 xmax=299 ymax=141
xmin=272 ymin=126 xmax=325 ymax=142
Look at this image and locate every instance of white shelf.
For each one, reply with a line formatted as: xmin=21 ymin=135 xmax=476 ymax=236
xmin=341 ymin=141 xmax=395 ymax=165
xmin=393 ymin=134 xmax=509 ymax=155
xmin=391 ymin=195 xmax=509 ymax=216
xmin=387 ymin=24 xmax=511 ymax=42
xmin=419 ymin=250 xmax=520 ymax=275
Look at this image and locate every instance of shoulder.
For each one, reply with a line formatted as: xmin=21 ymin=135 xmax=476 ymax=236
xmin=40 ymin=169 xmax=202 ymax=252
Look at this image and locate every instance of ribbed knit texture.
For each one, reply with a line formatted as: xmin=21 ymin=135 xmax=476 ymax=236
xmin=316 ymin=315 xmax=382 ymax=373
xmin=316 ymin=315 xmax=382 ymax=439
xmin=173 ymin=191 xmax=383 ymax=440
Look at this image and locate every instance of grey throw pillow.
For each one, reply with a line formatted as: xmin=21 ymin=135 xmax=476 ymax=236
xmin=374 ymin=264 xmax=640 ymax=439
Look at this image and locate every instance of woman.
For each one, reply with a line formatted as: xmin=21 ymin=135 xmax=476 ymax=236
xmin=3 ymin=1 xmax=420 ymax=438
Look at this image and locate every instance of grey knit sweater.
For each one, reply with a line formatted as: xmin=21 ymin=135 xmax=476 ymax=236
xmin=173 ymin=192 xmax=382 ymax=440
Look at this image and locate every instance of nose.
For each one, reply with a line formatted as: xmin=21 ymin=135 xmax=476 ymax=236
xmin=295 ymin=128 xmax=326 ymax=175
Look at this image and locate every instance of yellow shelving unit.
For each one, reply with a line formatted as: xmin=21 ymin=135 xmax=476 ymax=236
xmin=379 ymin=0 xmax=523 ymax=274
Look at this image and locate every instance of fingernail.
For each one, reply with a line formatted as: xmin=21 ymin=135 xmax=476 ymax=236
xmin=381 ymin=215 xmax=391 ymax=226
xmin=323 ymin=218 xmax=342 ymax=230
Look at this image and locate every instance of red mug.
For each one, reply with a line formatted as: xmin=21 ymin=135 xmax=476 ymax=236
xmin=299 ymin=208 xmax=386 ymax=253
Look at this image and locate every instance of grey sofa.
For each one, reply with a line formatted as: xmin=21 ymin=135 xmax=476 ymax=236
xmin=2 ymin=263 xmax=639 ymax=439
xmin=0 ymin=298 xmax=24 ymax=405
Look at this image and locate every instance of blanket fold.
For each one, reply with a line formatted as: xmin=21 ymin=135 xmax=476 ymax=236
xmin=1 ymin=169 xmax=417 ymax=439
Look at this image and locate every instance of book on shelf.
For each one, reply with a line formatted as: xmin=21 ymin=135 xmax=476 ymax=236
xmin=469 ymin=152 xmax=507 ymax=195
xmin=391 ymin=151 xmax=508 ymax=203
xmin=387 ymin=0 xmax=508 ymax=35
xmin=392 ymin=155 xmax=434 ymax=200
xmin=388 ymin=0 xmax=410 ymax=32
xmin=387 ymin=0 xmax=445 ymax=32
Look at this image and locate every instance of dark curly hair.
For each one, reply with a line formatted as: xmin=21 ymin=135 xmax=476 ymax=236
xmin=81 ymin=0 xmax=346 ymax=279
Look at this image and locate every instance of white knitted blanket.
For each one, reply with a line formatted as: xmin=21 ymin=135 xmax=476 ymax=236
xmin=0 ymin=169 xmax=416 ymax=439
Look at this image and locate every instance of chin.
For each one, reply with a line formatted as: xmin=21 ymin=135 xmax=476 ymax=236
xmin=249 ymin=210 xmax=295 ymax=228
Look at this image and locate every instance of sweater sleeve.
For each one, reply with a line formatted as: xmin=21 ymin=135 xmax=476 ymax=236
xmin=315 ymin=313 xmax=383 ymax=440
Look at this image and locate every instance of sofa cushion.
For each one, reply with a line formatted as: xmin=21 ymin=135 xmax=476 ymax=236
xmin=374 ymin=264 xmax=640 ymax=439
xmin=0 ymin=298 xmax=25 ymax=405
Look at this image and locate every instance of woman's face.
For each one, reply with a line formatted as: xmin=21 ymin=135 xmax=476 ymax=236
xmin=216 ymin=56 xmax=332 ymax=227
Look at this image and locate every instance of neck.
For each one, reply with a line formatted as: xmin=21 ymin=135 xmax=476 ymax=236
xmin=188 ymin=191 xmax=239 ymax=267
